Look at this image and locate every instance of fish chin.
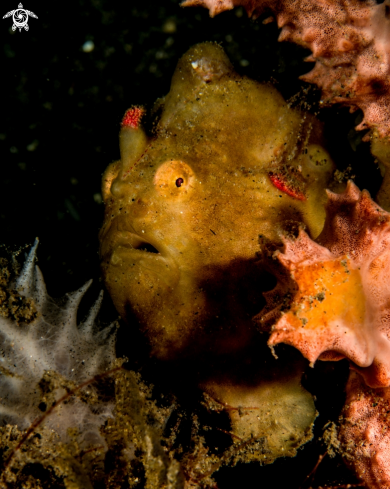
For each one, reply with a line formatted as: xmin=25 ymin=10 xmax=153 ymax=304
xmin=101 ymin=243 xmax=183 ymax=335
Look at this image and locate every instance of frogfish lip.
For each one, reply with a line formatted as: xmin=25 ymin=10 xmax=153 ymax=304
xmin=101 ymin=230 xmax=160 ymax=257
xmin=100 ymin=219 xmax=179 ymax=288
xmin=100 ymin=217 xmax=161 ymax=257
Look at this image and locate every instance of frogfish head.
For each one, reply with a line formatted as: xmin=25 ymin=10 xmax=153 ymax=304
xmin=99 ymin=42 xmax=335 ymax=362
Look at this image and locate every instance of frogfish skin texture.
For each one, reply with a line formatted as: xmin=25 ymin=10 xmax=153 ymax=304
xmin=99 ymin=42 xmax=335 ymax=460
xmin=99 ymin=42 xmax=335 ymax=363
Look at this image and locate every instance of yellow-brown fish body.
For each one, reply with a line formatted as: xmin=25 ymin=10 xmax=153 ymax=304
xmin=99 ymin=42 xmax=335 ymax=461
xmin=99 ymin=43 xmax=334 ymax=363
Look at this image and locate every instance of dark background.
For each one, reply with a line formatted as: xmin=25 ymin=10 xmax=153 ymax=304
xmin=0 ymin=2 xmax=375 ymax=487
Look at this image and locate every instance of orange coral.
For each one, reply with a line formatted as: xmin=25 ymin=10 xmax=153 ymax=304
xmin=255 ymin=181 xmax=390 ymax=487
xmin=182 ymin=0 xmax=390 ymax=138
xmin=255 ymin=181 xmax=390 ymax=388
xmin=340 ymin=371 xmax=390 ymax=489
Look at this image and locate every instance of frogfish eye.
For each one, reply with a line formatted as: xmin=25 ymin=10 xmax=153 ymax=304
xmin=154 ymin=160 xmax=195 ymax=199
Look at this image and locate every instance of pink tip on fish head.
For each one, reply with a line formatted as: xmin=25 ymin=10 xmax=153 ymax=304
xmin=121 ymin=106 xmax=145 ymax=129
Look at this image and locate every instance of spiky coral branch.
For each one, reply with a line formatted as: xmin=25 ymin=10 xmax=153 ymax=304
xmin=0 ymin=240 xmax=117 ymax=445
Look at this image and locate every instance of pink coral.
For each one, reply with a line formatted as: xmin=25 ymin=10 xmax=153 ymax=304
xmin=340 ymin=371 xmax=390 ymax=489
xmin=255 ymin=181 xmax=390 ymax=388
xmin=254 ymin=182 xmax=390 ymax=487
xmin=182 ymin=0 xmax=390 ymax=138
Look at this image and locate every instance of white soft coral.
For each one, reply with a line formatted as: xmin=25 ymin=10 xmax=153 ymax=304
xmin=0 ymin=240 xmax=117 ymax=447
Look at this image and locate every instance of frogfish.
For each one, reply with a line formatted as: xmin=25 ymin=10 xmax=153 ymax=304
xmin=99 ymin=42 xmax=336 ymax=462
